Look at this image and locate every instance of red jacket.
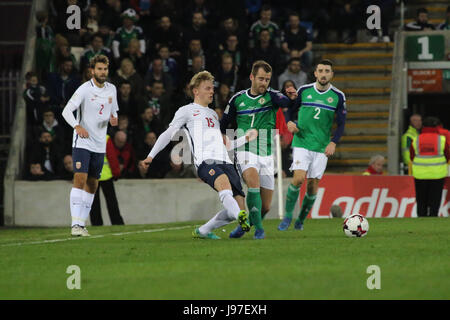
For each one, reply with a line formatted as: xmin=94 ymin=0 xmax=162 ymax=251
xmin=438 ymin=125 xmax=450 ymax=148
xmin=106 ymin=138 xmax=136 ymax=178
xmin=276 ymin=108 xmax=293 ymax=145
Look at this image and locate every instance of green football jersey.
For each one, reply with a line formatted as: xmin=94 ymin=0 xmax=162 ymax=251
xmin=114 ymin=26 xmax=144 ymax=51
xmin=291 ymin=82 xmax=347 ymax=153
xmin=221 ymin=88 xmax=291 ymax=156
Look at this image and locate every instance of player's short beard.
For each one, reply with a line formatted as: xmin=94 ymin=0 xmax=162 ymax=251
xmin=94 ymin=74 xmax=106 ymax=84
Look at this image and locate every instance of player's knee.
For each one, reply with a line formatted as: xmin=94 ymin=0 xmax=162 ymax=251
xmin=73 ymin=174 xmax=87 ymax=189
xmin=261 ymin=206 xmax=270 ymax=215
xmin=292 ymin=176 xmax=305 ymax=188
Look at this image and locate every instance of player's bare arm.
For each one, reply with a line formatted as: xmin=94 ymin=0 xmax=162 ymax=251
xmin=110 ymin=114 xmax=118 ymax=126
xmin=324 ymin=142 xmax=336 ymax=157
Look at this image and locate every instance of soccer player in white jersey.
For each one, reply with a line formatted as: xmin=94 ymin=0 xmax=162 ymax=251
xmin=139 ymin=71 xmax=254 ymax=239
xmin=62 ymin=55 xmax=119 ymax=236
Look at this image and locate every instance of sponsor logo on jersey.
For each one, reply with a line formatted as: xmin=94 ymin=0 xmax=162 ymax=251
xmin=209 ymin=169 xmax=215 ymax=176
xmin=239 ymin=102 xmax=246 ymax=107
xmin=327 ymin=97 xmax=334 ymax=103
xmin=258 ymin=98 xmax=265 ymax=104
xmin=91 ymin=94 xmax=97 ymax=101
xmin=307 ymin=95 xmax=312 ymax=99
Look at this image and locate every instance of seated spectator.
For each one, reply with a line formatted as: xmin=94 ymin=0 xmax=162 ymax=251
xmin=145 ymin=57 xmax=174 ymax=95
xmin=98 ymin=24 xmax=114 ymax=48
xmin=60 ymin=154 xmax=74 ymax=181
xmin=29 ymin=131 xmax=62 ymax=179
xmin=26 ymin=163 xmax=55 ymax=181
xmin=217 ymin=17 xmax=246 ymax=50
xmin=23 ymin=72 xmax=50 ymax=127
xmin=112 ymin=8 xmax=146 ymax=61
xmin=99 ymin=0 xmax=123 ymax=32
xmin=183 ymin=55 xmax=205 ymax=85
xmin=158 ymin=45 xmax=179 ymax=87
xmin=35 ymin=108 xmax=65 ymax=145
xmin=281 ymin=12 xmax=313 ymax=70
xmin=278 ymin=58 xmax=308 ymax=90
xmin=249 ymin=29 xmax=281 ymax=77
xmin=111 ymin=58 xmax=145 ymax=98
xmin=136 ymin=131 xmax=171 ymax=179
xmin=214 ymin=53 xmax=238 ymax=94
xmin=35 ymin=10 xmax=54 ymax=80
xmin=116 ymin=80 xmax=144 ymax=122
xmin=80 ymin=3 xmax=102 ymax=45
xmin=405 ymin=8 xmax=436 ymax=31
xmin=151 ymin=16 xmax=183 ymax=58
xmin=145 ymin=81 xmax=175 ymax=128
xmin=109 ymin=131 xmax=136 ymax=178
xmin=133 ymin=107 xmax=163 ymax=147
xmin=363 ymin=155 xmax=385 ymax=175
xmin=182 ymin=11 xmax=210 ymax=51
xmin=80 ymin=33 xmax=112 ymax=72
xmin=335 ymin=0 xmax=360 ymax=44
xmin=121 ymin=38 xmax=148 ymax=77
xmin=46 ymin=58 xmax=81 ymax=114
xmin=109 ymin=114 xmax=136 ymax=145
xmin=438 ymin=5 xmax=450 ymax=30
xmin=214 ymin=83 xmax=231 ymax=110
xmin=184 ymin=39 xmax=206 ymax=75
xmin=164 ymin=154 xmax=197 ymax=179
xmin=49 ymin=35 xmax=78 ymax=73
xmin=249 ymin=5 xmax=280 ymax=49
xmin=219 ymin=34 xmax=245 ymax=77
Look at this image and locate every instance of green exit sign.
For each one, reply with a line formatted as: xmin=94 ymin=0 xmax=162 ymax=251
xmin=405 ymin=35 xmax=445 ymax=61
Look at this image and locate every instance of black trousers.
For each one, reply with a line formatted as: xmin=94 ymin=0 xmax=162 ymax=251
xmin=414 ymin=178 xmax=445 ymax=217
xmin=90 ymin=179 xmax=124 ymax=226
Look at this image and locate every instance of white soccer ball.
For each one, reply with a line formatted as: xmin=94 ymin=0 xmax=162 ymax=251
xmin=343 ymin=214 xmax=369 ymax=238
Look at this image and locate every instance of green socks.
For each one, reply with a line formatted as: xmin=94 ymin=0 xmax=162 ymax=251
xmin=284 ymin=184 xmax=300 ymax=219
xmin=247 ymin=188 xmax=263 ymax=231
xmin=297 ymin=193 xmax=317 ymax=224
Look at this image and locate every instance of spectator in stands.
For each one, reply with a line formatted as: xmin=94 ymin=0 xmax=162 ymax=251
xmin=47 ymin=58 xmax=81 ymax=112
xmin=401 ymin=113 xmax=422 ymax=174
xmin=112 ymin=9 xmax=146 ymax=61
xmin=405 ymin=8 xmax=436 ymax=31
xmin=98 ymin=24 xmax=114 ymax=48
xmin=184 ymin=39 xmax=206 ymax=75
xmin=158 ymin=45 xmax=179 ymax=87
xmin=164 ymin=154 xmax=197 ymax=178
xmin=249 ymin=5 xmax=280 ymax=49
xmin=23 ymin=73 xmax=50 ymax=127
xmin=80 ymin=33 xmax=112 ymax=72
xmin=60 ymin=154 xmax=74 ymax=181
xmin=335 ymin=0 xmax=360 ymax=44
xmin=365 ymin=0 xmax=395 ymax=43
xmin=112 ymin=58 xmax=145 ymax=98
xmin=184 ymin=55 xmax=205 ymax=85
xmin=214 ymin=53 xmax=239 ymax=94
xmin=49 ymin=35 xmax=77 ymax=73
xmin=183 ymin=0 xmax=215 ymax=27
xmin=146 ymin=80 xmax=176 ymax=127
xmin=136 ymin=131 xmax=171 ymax=178
xmin=35 ymin=10 xmax=54 ymax=80
xmin=26 ymin=163 xmax=54 ymax=181
xmin=100 ymin=0 xmax=124 ymax=31
xmin=363 ymin=155 xmax=385 ymax=175
xmin=152 ymin=16 xmax=183 ymax=58
xmin=219 ymin=34 xmax=245 ymax=76
xmin=110 ymin=131 xmax=136 ymax=178
xmin=36 ymin=108 xmax=65 ymax=145
xmin=90 ymin=134 xmax=125 ymax=226
xmin=281 ymin=12 xmax=313 ymax=71
xmin=117 ymin=80 xmax=144 ymax=122
xmin=29 ymin=131 xmax=62 ymax=180
xmin=278 ymin=58 xmax=308 ymax=90
xmin=410 ymin=117 xmax=450 ymax=217
xmin=183 ymin=11 xmax=210 ymax=51
xmin=145 ymin=57 xmax=174 ymax=95
xmin=81 ymin=3 xmax=102 ymax=44
xmin=245 ymin=0 xmax=263 ymax=24
xmin=122 ymin=38 xmax=148 ymax=77
xmin=438 ymin=5 xmax=450 ymax=30
xmin=134 ymin=107 xmax=163 ymax=146
xmin=217 ymin=17 xmax=246 ymax=50
xmin=214 ymin=83 xmax=231 ymax=110
xmin=249 ymin=29 xmax=281 ymax=78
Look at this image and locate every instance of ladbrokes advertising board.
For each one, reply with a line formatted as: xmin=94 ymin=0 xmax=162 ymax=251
xmin=301 ymin=176 xmax=450 ymax=218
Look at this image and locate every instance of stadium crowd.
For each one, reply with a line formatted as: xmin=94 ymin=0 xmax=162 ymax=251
xmin=22 ymin=0 xmax=450 ymax=181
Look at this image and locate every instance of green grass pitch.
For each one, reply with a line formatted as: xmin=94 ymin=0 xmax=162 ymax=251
xmin=0 ymin=218 xmax=448 ymax=299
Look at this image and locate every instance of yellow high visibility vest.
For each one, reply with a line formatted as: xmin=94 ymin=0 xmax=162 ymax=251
xmin=401 ymin=125 xmax=419 ymax=165
xmin=99 ymin=135 xmax=113 ymax=181
xmin=411 ymin=134 xmax=447 ymax=180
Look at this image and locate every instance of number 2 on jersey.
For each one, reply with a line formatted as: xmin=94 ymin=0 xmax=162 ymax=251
xmin=99 ymin=104 xmax=104 ymax=115
xmin=313 ymin=107 xmax=320 ymax=119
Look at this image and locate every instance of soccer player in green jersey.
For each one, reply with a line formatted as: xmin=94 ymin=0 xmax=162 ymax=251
xmin=220 ymin=60 xmax=297 ymax=239
xmin=278 ymin=59 xmax=347 ymax=231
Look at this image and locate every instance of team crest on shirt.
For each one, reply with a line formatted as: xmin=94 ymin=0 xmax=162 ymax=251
xmin=327 ymin=97 xmax=334 ymax=103
xmin=258 ymin=97 xmax=265 ymax=104
xmin=108 ymin=96 xmax=112 ymax=104
xmin=209 ymin=169 xmax=215 ymax=176
xmin=76 ymin=162 xmax=82 ymax=169
xmin=295 ymin=160 xmax=301 ymax=165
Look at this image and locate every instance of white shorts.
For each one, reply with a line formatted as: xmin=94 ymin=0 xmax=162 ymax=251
xmin=290 ymin=147 xmax=328 ymax=179
xmin=236 ymin=151 xmax=275 ymax=190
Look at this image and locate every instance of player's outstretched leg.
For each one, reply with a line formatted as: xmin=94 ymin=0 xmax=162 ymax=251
xmin=193 ymin=209 xmax=234 ymax=240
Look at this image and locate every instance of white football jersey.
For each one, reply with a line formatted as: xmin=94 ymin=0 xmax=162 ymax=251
xmin=67 ymin=79 xmax=118 ymax=153
xmin=169 ymin=103 xmax=232 ymax=167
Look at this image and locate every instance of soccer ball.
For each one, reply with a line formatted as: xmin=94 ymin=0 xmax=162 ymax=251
xmin=343 ymin=214 xmax=369 ymax=238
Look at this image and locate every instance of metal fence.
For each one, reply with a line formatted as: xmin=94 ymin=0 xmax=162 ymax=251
xmin=0 ymin=70 xmax=20 ymax=136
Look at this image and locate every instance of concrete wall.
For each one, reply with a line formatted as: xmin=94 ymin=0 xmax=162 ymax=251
xmin=11 ymin=179 xmax=291 ymax=227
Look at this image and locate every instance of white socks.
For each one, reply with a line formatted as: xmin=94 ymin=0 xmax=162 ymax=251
xmin=218 ymin=189 xmax=240 ymax=220
xmin=70 ymin=188 xmax=95 ymax=227
xmin=198 ymin=209 xmax=232 ymax=235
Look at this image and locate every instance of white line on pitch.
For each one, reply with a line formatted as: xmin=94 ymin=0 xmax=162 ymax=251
xmin=0 ymin=225 xmax=196 ymax=247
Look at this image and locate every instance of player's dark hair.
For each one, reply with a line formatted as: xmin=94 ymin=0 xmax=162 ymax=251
xmin=417 ymin=8 xmax=428 ymax=16
xmin=315 ymin=59 xmax=333 ymax=71
xmin=89 ymin=54 xmax=109 ymax=69
xmin=251 ymin=60 xmax=272 ymax=76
